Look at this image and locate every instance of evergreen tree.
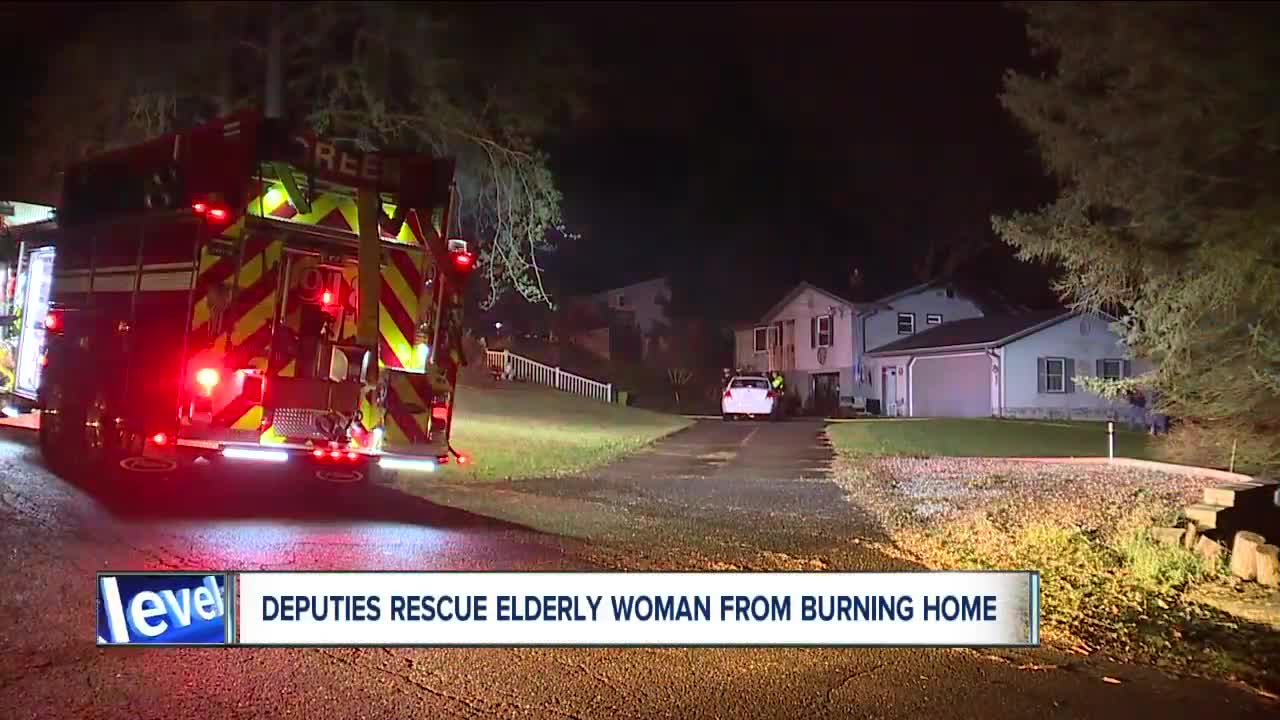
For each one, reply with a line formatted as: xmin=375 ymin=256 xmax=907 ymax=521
xmin=994 ymin=2 xmax=1280 ymax=469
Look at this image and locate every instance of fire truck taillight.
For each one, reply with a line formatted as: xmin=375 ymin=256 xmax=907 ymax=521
xmin=311 ymin=448 xmax=360 ymax=462
xmin=195 ymin=368 xmax=220 ymax=395
xmin=44 ymin=310 xmax=64 ymax=334
xmin=151 ymin=432 xmax=169 ymax=446
xmin=431 ymin=404 xmax=449 ymax=422
xmin=192 ymin=201 xmax=231 ymax=223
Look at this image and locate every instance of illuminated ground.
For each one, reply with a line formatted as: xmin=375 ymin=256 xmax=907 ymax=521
xmin=0 ymin=424 xmax=1274 ymax=719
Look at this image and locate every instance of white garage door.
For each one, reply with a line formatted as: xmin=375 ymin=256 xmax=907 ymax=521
xmin=911 ymin=354 xmax=991 ymax=418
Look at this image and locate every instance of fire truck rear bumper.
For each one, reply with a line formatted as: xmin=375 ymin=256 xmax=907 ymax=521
xmin=143 ymin=437 xmax=456 ymax=474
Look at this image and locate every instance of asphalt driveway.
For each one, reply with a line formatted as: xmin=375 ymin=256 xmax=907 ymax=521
xmin=486 ymin=418 xmax=894 ymax=567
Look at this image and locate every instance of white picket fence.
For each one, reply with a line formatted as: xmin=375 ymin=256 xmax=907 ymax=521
xmin=485 ymin=349 xmax=613 ymax=403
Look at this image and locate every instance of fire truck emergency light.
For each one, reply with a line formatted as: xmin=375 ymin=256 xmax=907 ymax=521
xmin=195 ymin=368 xmax=220 ymax=395
xmin=451 ymin=251 xmax=475 ymax=271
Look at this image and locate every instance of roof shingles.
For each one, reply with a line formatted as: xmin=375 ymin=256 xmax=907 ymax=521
xmin=867 ymin=310 xmax=1070 ymax=355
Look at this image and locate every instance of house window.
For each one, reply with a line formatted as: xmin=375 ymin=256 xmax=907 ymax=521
xmin=816 ymin=315 xmax=833 ymax=347
xmin=926 ymin=313 xmax=943 ymax=325
xmin=1100 ymin=358 xmax=1124 ymax=380
xmin=616 ymin=294 xmax=628 ymax=308
xmin=1044 ymin=357 xmax=1066 ymax=393
xmin=753 ymin=327 xmax=769 ymax=353
xmin=897 ymin=312 xmax=915 ymax=335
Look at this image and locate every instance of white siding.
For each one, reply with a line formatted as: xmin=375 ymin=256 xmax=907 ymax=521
xmin=863 ymin=287 xmax=985 ymax=352
xmin=733 ymin=327 xmax=767 ymax=372
xmin=873 ymin=354 xmax=912 ymax=416
xmin=999 ymin=313 xmax=1152 ymax=421
xmin=768 ymin=287 xmax=856 ymax=371
xmin=853 ymin=285 xmax=986 ymax=404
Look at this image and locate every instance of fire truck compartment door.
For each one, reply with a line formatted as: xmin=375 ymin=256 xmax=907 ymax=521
xmin=15 ymin=247 xmax=55 ymax=399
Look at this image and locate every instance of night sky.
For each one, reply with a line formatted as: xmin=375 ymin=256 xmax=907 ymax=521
xmin=1 ymin=2 xmax=1061 ymax=324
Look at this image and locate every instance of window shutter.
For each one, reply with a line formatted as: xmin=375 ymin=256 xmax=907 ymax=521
xmin=1037 ymin=357 xmax=1046 ymax=393
xmin=810 ymin=317 xmax=816 ymax=348
xmin=829 ymin=315 xmax=835 ymax=345
xmin=1065 ymin=358 xmax=1076 ymax=393
xmin=1096 ymin=359 xmax=1104 ymax=377
xmin=1122 ymin=359 xmax=1132 ymax=378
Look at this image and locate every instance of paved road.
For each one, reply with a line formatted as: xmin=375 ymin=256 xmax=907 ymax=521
xmin=0 ymin=422 xmax=1275 ymax=719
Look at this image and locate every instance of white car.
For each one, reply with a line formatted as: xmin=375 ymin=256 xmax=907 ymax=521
xmin=721 ymin=375 xmax=778 ymax=421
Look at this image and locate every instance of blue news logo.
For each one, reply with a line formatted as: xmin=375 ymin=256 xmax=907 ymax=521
xmin=97 ymin=574 xmax=228 ymax=645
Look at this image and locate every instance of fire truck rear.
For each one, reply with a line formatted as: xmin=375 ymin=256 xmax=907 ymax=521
xmin=38 ymin=111 xmax=474 ymax=483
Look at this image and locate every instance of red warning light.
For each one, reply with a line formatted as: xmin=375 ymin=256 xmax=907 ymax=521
xmin=193 ymin=201 xmax=231 ymax=222
xmin=151 ymin=432 xmax=169 ymax=446
xmin=452 ymin=251 xmax=475 ymax=271
xmin=195 ymin=368 xmax=220 ymax=395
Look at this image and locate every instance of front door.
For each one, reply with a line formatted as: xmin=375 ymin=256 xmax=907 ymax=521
xmin=882 ymin=367 xmax=898 ymax=417
xmin=812 ymin=372 xmax=839 ymax=417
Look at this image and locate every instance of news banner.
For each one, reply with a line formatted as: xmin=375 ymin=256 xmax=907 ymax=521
xmin=97 ymin=571 xmax=1040 ymax=647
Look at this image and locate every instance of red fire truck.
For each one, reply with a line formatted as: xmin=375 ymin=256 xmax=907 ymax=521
xmin=37 ymin=111 xmax=474 ymax=484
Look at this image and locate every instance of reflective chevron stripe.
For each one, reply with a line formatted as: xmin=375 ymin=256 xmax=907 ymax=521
xmin=189 ymin=179 xmax=444 ymax=441
xmin=191 ymin=184 xmax=288 ymax=428
xmin=382 ymin=370 xmax=433 ymax=450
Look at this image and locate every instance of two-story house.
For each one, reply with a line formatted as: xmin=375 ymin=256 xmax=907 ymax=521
xmin=561 ymin=277 xmax=672 ymax=361
xmin=732 ymin=281 xmax=990 ymax=414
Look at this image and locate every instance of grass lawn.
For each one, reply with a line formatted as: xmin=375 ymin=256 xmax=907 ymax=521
xmin=827 ymin=417 xmax=1155 ymax=459
xmin=444 ymin=381 xmax=692 ymax=481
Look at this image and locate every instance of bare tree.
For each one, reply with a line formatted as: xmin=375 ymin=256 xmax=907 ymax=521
xmin=667 ymin=368 xmax=693 ymax=410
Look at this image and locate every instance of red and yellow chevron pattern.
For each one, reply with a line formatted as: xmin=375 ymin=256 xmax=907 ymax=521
xmin=188 ymin=181 xmax=443 ymax=442
xmin=382 ymin=370 xmax=434 ymax=451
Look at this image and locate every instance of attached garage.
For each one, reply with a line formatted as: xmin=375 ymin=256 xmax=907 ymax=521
xmin=866 ymin=310 xmax=1147 ymax=420
xmin=910 ymin=354 xmax=991 ymax=417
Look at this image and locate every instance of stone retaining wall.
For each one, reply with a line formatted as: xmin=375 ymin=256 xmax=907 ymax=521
xmin=999 ymin=406 xmax=1148 ymax=425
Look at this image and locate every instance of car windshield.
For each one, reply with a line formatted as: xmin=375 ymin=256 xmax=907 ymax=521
xmin=730 ymin=378 xmax=769 ymax=389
